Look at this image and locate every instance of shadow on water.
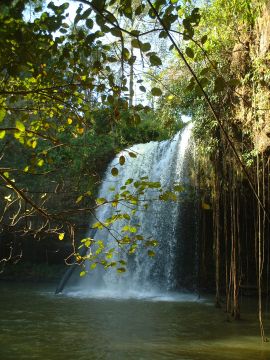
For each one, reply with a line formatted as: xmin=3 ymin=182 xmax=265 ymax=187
xmin=0 ymin=282 xmax=270 ymax=360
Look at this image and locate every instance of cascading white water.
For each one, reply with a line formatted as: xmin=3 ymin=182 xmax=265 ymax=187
xmin=74 ymin=123 xmax=194 ymax=299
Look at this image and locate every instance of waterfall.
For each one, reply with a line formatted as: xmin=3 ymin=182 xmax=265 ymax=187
xmin=71 ymin=123 xmax=196 ymax=299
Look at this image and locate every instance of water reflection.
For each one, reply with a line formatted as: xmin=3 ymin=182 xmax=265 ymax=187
xmin=0 ymin=283 xmax=269 ymax=360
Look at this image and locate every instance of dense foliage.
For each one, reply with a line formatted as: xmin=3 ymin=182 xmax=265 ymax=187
xmin=0 ymin=0 xmax=192 ymax=271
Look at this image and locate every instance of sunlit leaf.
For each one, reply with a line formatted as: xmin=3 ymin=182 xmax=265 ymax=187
xmin=16 ymin=121 xmax=25 ymax=132
xmin=202 ymin=201 xmax=211 ymax=210
xmin=0 ymin=108 xmax=6 ymax=123
xmin=76 ymin=195 xmax=83 ymax=203
xmin=96 ymin=198 xmax=106 ymax=205
xmin=90 ymin=263 xmax=97 ymax=270
xmin=58 ymin=233 xmax=65 ymax=241
xmin=77 ymin=127 xmax=84 ymax=134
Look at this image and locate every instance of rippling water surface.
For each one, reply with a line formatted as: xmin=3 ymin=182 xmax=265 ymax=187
xmin=0 ymin=282 xmax=269 ymax=360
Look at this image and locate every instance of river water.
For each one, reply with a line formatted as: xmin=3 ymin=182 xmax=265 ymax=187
xmin=0 ymin=282 xmax=270 ymax=360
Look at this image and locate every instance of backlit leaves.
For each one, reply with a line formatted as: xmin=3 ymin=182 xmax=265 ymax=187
xmin=0 ymin=109 xmax=6 ymax=123
xmin=149 ymin=54 xmax=162 ymax=66
xmin=16 ymin=121 xmax=25 ymax=132
xmin=58 ymin=233 xmax=65 ymax=241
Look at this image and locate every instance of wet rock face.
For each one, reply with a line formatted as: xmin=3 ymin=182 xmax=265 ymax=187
xmin=231 ymin=2 xmax=270 ymax=153
xmin=257 ymin=0 xmax=270 ymax=56
xmin=254 ymin=1 xmax=270 ymax=152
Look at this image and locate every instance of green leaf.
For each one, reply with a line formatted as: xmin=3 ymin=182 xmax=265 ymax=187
xmin=151 ymin=87 xmax=162 ymax=96
xmin=128 ymin=152 xmax=137 ymax=158
xmin=139 ymin=85 xmax=146 ymax=92
xmin=122 ymin=225 xmax=130 ymax=232
xmin=214 ymin=76 xmax=226 ymax=92
xmin=106 ymin=252 xmax=113 ymax=259
xmin=90 ymin=263 xmax=97 ymax=270
xmin=159 ymin=30 xmax=167 ymax=38
xmin=202 ymin=201 xmax=211 ymax=210
xmin=86 ymin=19 xmax=94 ymax=29
xmin=80 ymin=271 xmax=86 ymax=277
xmin=81 ymin=8 xmax=92 ymax=19
xmin=141 ymin=42 xmax=151 ymax=52
xmin=200 ymin=67 xmax=210 ymax=76
xmin=0 ymin=108 xmax=6 ymax=123
xmin=149 ymin=54 xmax=162 ymax=66
xmin=201 ymin=35 xmax=208 ymax=44
xmin=92 ymin=221 xmax=103 ymax=229
xmin=32 ymin=140 xmax=37 ymax=149
xmin=185 ymin=47 xmax=194 ymax=58
xmin=131 ymin=39 xmax=143 ymax=49
xmin=123 ymin=48 xmax=130 ymax=60
xmin=16 ymin=121 xmax=25 ymax=132
xmin=111 ymin=27 xmax=122 ymax=37
xmin=111 ymin=167 xmax=119 ymax=176
xmin=147 ymin=250 xmax=155 ymax=257
xmin=119 ymin=259 xmax=127 ymax=266
xmin=81 ymin=238 xmax=92 ymax=247
xmin=37 ymin=159 xmax=44 ymax=167
xmin=117 ymin=267 xmax=126 ymax=273
xmin=76 ymin=195 xmax=83 ymax=203
xmin=119 ymin=156 xmax=125 ymax=166
xmin=200 ymin=77 xmax=209 ymax=88
xmin=58 ymin=233 xmax=65 ymax=241
xmin=145 ymin=240 xmax=158 ymax=247
xmin=122 ymin=4 xmax=133 ymax=20
xmin=0 ymin=130 xmax=6 ymax=139
xmin=96 ymin=198 xmax=106 ymax=205
xmin=135 ymin=5 xmax=144 ymax=15
xmin=174 ymin=185 xmax=184 ymax=192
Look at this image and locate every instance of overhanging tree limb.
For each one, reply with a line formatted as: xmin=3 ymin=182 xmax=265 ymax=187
xmin=0 ymin=172 xmax=50 ymax=219
xmin=146 ymin=0 xmax=270 ymax=223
